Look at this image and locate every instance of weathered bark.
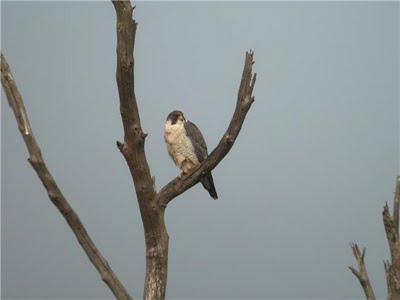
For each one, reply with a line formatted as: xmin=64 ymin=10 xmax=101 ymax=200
xmin=111 ymin=1 xmax=168 ymax=299
xmin=349 ymin=176 xmax=400 ymax=300
xmin=1 ymin=54 xmax=133 ymax=300
xmin=112 ymin=1 xmax=256 ymax=299
xmin=382 ymin=177 xmax=400 ymax=299
xmin=348 ymin=244 xmax=376 ymax=300
xmin=394 ymin=177 xmax=400 ymax=236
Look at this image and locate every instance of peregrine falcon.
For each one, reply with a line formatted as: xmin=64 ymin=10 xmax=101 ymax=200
xmin=164 ymin=110 xmax=218 ymax=199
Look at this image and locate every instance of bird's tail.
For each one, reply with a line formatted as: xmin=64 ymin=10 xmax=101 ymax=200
xmin=201 ymin=173 xmax=218 ymax=200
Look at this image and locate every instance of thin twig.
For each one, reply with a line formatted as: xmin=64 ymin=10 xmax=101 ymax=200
xmin=1 ymin=53 xmax=133 ymax=300
xmin=348 ymin=243 xmax=376 ymax=300
xmin=157 ymin=51 xmax=257 ymax=207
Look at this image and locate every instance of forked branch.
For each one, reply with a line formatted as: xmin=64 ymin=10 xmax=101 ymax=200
xmin=348 ymin=243 xmax=376 ymax=300
xmin=1 ymin=53 xmax=133 ymax=300
xmin=157 ymin=51 xmax=256 ymax=207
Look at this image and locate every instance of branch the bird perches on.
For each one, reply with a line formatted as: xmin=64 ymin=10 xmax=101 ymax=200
xmin=112 ymin=1 xmax=256 ymax=299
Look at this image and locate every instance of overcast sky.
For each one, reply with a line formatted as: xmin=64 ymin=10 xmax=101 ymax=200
xmin=2 ymin=1 xmax=399 ymax=299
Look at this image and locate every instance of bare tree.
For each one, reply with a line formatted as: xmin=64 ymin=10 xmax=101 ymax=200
xmin=1 ymin=1 xmax=256 ymax=299
xmin=349 ymin=176 xmax=400 ymax=300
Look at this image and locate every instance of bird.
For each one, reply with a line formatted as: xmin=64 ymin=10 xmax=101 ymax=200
xmin=164 ymin=110 xmax=218 ymax=200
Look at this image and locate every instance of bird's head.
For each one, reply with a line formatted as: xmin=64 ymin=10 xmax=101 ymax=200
xmin=166 ymin=110 xmax=185 ymax=125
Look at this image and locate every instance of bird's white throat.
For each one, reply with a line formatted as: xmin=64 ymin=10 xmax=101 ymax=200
xmin=164 ymin=120 xmax=185 ymax=145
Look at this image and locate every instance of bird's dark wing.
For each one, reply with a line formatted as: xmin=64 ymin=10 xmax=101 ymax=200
xmin=184 ymin=120 xmax=208 ymax=162
xmin=185 ymin=120 xmax=218 ymax=199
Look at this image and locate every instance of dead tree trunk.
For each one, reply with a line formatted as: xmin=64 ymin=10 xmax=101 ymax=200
xmin=111 ymin=2 xmax=169 ymax=298
xmin=111 ymin=2 xmax=256 ymax=299
xmin=349 ymin=176 xmax=400 ymax=300
xmin=383 ymin=177 xmax=400 ymax=299
xmin=1 ymin=1 xmax=256 ymax=299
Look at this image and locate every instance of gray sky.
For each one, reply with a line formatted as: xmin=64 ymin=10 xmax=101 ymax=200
xmin=1 ymin=1 xmax=399 ymax=299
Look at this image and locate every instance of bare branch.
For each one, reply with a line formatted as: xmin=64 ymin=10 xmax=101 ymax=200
xmin=383 ymin=203 xmax=400 ymax=271
xmin=348 ymin=243 xmax=376 ymax=300
xmin=157 ymin=51 xmax=256 ymax=207
xmin=1 ymin=53 xmax=133 ymax=300
xmin=383 ymin=201 xmax=400 ymax=299
xmin=394 ymin=176 xmax=400 ymax=236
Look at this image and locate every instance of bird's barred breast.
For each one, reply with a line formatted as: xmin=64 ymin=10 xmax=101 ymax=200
xmin=164 ymin=123 xmax=199 ymax=168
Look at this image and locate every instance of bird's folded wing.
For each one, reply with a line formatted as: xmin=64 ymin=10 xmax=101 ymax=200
xmin=184 ymin=120 xmax=208 ymax=162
